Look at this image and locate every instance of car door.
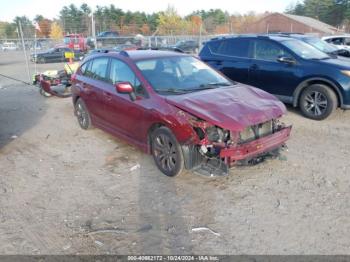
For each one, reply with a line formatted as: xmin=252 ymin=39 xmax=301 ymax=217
xmin=102 ymin=58 xmax=149 ymax=142
xmin=248 ymin=39 xmax=300 ymax=97
xmin=203 ymin=38 xmax=251 ymax=84
xmin=43 ymin=48 xmax=56 ymax=62
xmin=76 ymin=57 xmax=110 ymax=124
xmin=51 ymin=48 xmax=63 ymax=62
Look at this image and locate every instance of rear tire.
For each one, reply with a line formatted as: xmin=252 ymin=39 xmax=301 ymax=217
xmin=151 ymin=127 xmax=184 ymax=177
xmin=75 ymin=98 xmax=92 ymax=129
xmin=299 ymin=84 xmax=337 ymax=120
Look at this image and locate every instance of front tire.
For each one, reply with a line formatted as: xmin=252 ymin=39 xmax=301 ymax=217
xmin=151 ymin=127 xmax=184 ymax=177
xmin=299 ymin=84 xmax=337 ymax=120
xmin=75 ymin=98 xmax=92 ymax=129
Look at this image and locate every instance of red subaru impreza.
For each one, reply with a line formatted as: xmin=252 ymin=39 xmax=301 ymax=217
xmin=71 ymin=50 xmax=291 ymax=176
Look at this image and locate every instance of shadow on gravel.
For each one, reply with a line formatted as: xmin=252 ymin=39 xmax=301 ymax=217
xmin=137 ymin=157 xmax=193 ymax=254
xmin=0 ymin=83 xmax=46 ymax=148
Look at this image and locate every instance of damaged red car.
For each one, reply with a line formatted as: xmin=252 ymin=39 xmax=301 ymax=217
xmin=71 ymin=50 xmax=292 ymax=176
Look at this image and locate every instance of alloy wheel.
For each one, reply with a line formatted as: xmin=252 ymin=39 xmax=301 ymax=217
xmin=304 ymin=91 xmax=328 ymax=116
xmin=76 ymin=102 xmax=88 ymax=128
xmin=153 ymin=134 xmax=178 ymax=172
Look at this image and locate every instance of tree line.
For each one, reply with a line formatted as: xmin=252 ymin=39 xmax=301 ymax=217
xmin=286 ymin=0 xmax=350 ymax=31
xmin=0 ymin=3 xmax=261 ymax=39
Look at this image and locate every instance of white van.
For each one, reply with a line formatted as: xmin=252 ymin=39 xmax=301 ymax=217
xmin=1 ymin=42 xmax=17 ymax=51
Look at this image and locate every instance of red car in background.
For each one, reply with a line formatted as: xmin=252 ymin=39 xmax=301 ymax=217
xmin=71 ymin=50 xmax=291 ymax=176
xmin=64 ymin=34 xmax=87 ymax=52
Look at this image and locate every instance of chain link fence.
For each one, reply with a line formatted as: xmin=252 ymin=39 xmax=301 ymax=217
xmin=0 ymin=35 xmax=217 ymax=54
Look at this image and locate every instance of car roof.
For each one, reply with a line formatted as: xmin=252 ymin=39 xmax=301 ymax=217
xmin=268 ymin=33 xmax=321 ymax=40
xmin=323 ymin=35 xmax=350 ymax=39
xmin=91 ymin=50 xmax=189 ymax=61
xmin=209 ymin=34 xmax=296 ymax=42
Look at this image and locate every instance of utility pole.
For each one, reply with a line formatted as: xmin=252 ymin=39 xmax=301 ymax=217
xmin=91 ymin=10 xmax=97 ymax=49
xmin=18 ymin=21 xmax=31 ymax=84
xmin=199 ymin=16 xmax=202 ymax=52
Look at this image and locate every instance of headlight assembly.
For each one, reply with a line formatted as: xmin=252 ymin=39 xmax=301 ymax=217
xmin=341 ymin=70 xmax=350 ymax=78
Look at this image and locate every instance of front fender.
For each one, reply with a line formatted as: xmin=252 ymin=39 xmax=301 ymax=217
xmin=292 ymin=77 xmax=343 ymax=107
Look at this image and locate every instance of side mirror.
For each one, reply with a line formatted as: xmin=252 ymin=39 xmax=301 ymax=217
xmin=115 ymin=82 xmax=136 ymax=101
xmin=277 ymin=56 xmax=296 ymax=65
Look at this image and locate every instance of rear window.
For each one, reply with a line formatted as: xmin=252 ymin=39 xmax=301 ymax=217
xmin=210 ymin=39 xmax=249 ymax=58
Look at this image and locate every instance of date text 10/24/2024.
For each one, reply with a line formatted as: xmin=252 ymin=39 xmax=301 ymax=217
xmin=127 ymin=256 xmax=219 ymax=261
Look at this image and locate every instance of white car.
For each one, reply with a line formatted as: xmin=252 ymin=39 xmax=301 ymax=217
xmin=1 ymin=42 xmax=18 ymax=51
xmin=322 ymin=35 xmax=350 ymax=50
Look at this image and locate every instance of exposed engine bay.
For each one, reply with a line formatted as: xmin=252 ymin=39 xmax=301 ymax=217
xmin=182 ymin=114 xmax=291 ymax=177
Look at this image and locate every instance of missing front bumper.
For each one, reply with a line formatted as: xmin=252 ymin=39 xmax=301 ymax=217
xmin=220 ymin=126 xmax=292 ymax=164
xmin=185 ymin=126 xmax=292 ymax=177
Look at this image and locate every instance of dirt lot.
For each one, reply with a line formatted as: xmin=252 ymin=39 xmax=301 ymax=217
xmin=0 ymin=51 xmax=350 ymax=255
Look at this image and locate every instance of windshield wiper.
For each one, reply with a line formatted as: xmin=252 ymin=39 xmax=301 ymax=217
xmin=311 ymin=56 xmax=330 ymax=60
xmin=155 ymin=82 xmax=233 ymax=94
xmin=202 ymin=82 xmax=232 ymax=87
xmin=154 ymin=88 xmax=192 ymax=94
xmin=194 ymin=82 xmax=233 ymax=91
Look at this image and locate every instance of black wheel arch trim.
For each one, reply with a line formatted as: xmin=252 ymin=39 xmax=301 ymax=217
xmin=293 ymin=77 xmax=343 ymax=108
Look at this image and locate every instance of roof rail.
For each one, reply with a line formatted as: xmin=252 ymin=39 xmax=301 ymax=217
xmin=119 ymin=50 xmax=129 ymax=57
xmin=210 ymin=34 xmax=261 ymax=41
xmin=268 ymin=32 xmax=305 ymax=36
xmin=256 ymin=35 xmax=271 ymax=39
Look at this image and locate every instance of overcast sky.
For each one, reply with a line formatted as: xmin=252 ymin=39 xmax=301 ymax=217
xmin=1 ymin=0 xmax=296 ymax=22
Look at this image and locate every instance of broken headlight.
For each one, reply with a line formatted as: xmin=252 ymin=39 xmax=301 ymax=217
xmin=239 ymin=120 xmax=273 ymax=144
xmin=240 ymin=126 xmax=256 ymax=143
xmin=206 ymin=126 xmax=229 ymax=143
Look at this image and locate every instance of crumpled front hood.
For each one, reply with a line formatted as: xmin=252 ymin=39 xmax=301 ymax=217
xmin=166 ymin=85 xmax=286 ymax=131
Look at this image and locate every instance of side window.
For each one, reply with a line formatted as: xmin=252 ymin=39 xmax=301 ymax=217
xmin=253 ymin=40 xmax=288 ymax=61
xmin=208 ymin=41 xmax=221 ymax=53
xmin=109 ymin=59 xmax=145 ymax=97
xmin=331 ymin=38 xmax=344 ymax=45
xmin=88 ymin=57 xmax=109 ymax=81
xmin=79 ymin=61 xmax=90 ymax=75
xmin=215 ymin=39 xmax=249 ymax=58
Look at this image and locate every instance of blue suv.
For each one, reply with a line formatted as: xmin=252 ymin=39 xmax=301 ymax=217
xmin=199 ymin=35 xmax=350 ymax=120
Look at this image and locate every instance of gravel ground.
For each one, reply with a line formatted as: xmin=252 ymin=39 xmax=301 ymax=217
xmin=0 ymin=51 xmax=350 ymax=255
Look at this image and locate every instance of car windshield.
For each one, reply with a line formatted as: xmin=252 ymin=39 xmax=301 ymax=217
xmin=303 ymin=37 xmax=337 ymax=53
xmin=136 ymin=56 xmax=233 ymax=94
xmin=282 ymin=39 xmax=330 ymax=60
